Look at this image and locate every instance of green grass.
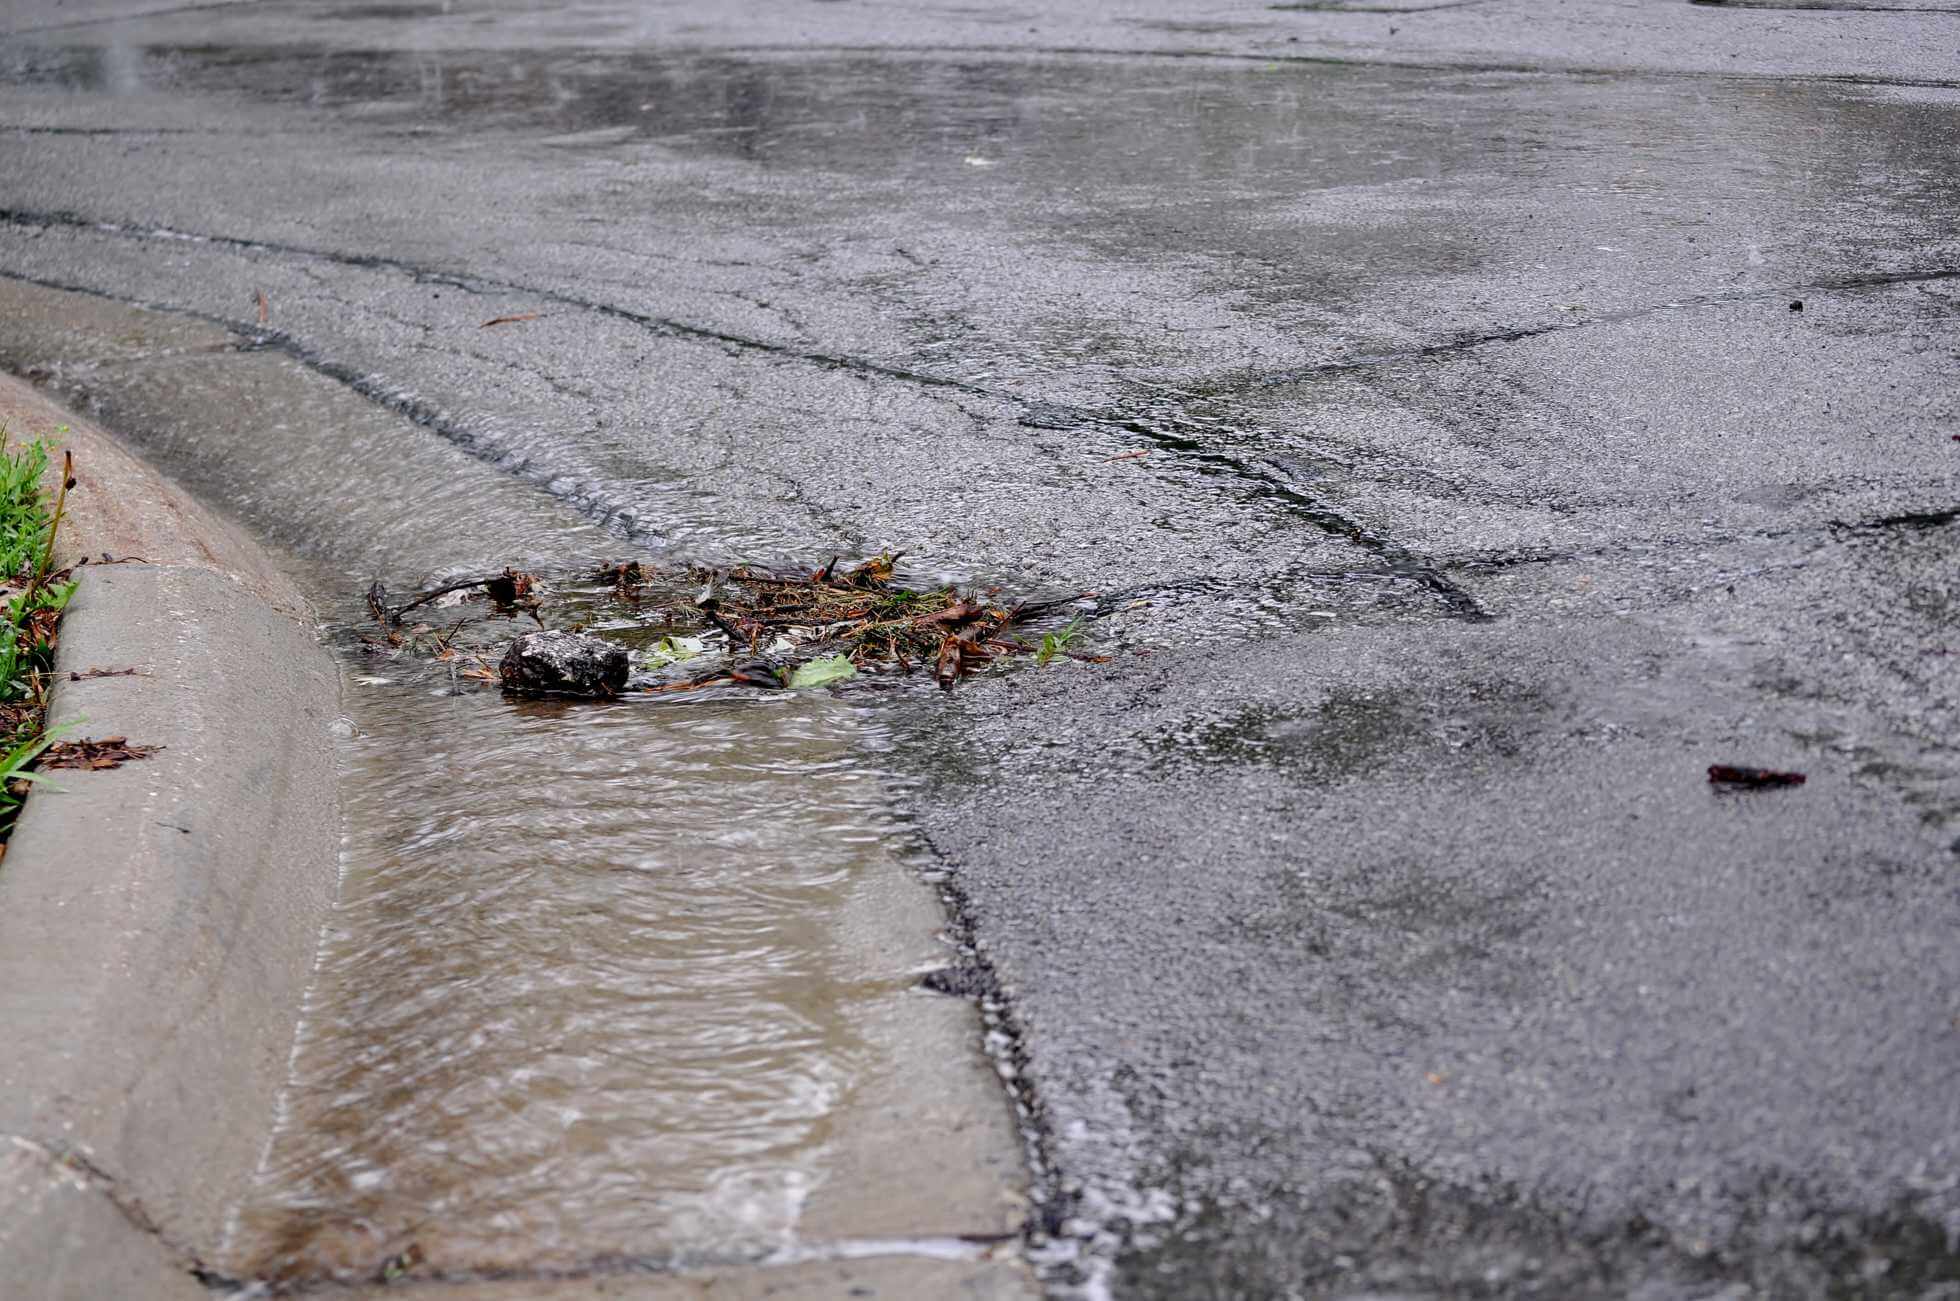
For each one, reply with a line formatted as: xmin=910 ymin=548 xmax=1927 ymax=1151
xmin=0 ymin=427 xmax=78 ymax=839
xmin=1036 ymin=617 xmax=1085 ymax=668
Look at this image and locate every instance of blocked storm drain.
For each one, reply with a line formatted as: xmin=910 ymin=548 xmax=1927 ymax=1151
xmin=359 ymin=553 xmax=1105 ymax=698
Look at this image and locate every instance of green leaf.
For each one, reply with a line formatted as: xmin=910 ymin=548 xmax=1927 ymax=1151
xmin=786 ymin=654 xmax=857 ymax=689
xmin=1036 ymin=618 xmax=1084 ymax=667
xmin=643 ymin=634 xmax=707 ymax=668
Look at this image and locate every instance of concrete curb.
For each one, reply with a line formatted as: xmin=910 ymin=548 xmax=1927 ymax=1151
xmin=0 ymin=378 xmax=342 ymax=1297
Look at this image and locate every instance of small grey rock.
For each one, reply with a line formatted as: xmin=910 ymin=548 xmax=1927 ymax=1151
xmin=499 ymin=630 xmax=629 ymax=697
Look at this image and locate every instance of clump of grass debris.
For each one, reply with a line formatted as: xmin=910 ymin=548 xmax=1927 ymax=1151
xmin=0 ymin=429 xmax=79 ymax=840
xmin=678 ymin=553 xmax=1059 ymax=690
xmin=364 ymin=552 xmax=1104 ymax=694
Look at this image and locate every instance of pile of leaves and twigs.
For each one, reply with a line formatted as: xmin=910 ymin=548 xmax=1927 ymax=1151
xmin=360 ymin=553 xmax=1102 ymax=696
xmin=40 ymin=736 xmax=164 ymax=770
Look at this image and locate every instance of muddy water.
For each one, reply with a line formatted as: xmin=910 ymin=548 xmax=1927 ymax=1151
xmin=0 ymin=325 xmax=1002 ymax=1286
xmin=230 ymin=665 xmax=912 ymax=1281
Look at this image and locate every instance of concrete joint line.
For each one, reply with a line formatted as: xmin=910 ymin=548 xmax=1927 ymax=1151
xmin=3 ymin=1134 xmax=221 ymax=1282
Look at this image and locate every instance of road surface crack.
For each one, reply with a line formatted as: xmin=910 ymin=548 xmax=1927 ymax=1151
xmin=0 ymin=208 xmax=1493 ymax=618
xmin=1234 ymin=265 xmax=1960 ymax=388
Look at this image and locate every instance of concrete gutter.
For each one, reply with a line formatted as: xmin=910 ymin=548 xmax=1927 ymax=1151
xmin=0 ymin=377 xmax=341 ymax=1298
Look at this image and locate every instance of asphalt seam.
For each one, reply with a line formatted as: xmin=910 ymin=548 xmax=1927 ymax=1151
xmin=8 ymin=207 xmax=1950 ymax=394
xmin=701 ymin=41 xmax=1960 ymax=90
xmin=9 ymin=12 xmax=1960 ymax=87
xmin=0 ymin=267 xmax=663 ymax=551
xmin=914 ymin=829 xmax=1070 ymax=1245
xmin=0 ymin=208 xmax=979 ymax=395
xmin=1689 ymin=0 xmax=1960 ymax=13
xmin=0 ymin=213 xmax=1492 ymax=617
xmin=0 ymin=0 xmax=255 ymax=36
xmin=1272 ymin=0 xmax=1498 ymax=12
xmin=1229 ymin=265 xmax=1960 ymax=387
xmin=7 ymin=208 xmax=1950 ymax=624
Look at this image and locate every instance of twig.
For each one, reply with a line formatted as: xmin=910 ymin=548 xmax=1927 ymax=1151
xmin=385 ymin=575 xmax=503 ymax=625
xmin=697 ymin=603 xmax=751 ymax=650
xmin=1005 ymin=592 xmax=1094 ymax=621
xmin=69 ymin=667 xmax=148 ymax=681
xmin=644 ymin=674 xmax=734 ymax=693
xmin=431 ymin=617 xmax=479 ymax=652
xmin=37 ymin=451 xmax=72 ymax=585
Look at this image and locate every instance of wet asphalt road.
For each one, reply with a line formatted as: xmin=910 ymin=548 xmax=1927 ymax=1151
xmin=2 ymin=2 xmax=1958 ymax=1297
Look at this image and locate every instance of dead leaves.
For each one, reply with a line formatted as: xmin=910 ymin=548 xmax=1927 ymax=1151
xmin=935 ymin=633 xmax=997 ymax=691
xmin=595 ymin=560 xmax=646 ymax=599
xmin=41 ymin=737 xmax=163 ymax=770
xmin=673 ymin=555 xmax=1053 ymax=692
xmin=356 ymin=554 xmax=1103 ymax=699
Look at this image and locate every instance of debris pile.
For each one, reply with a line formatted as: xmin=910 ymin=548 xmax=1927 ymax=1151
xmin=360 ymin=553 xmax=1098 ymax=698
xmin=674 ymin=554 xmax=1073 ymax=691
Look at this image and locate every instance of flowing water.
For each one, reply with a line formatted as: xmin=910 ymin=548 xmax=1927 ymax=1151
xmin=0 ymin=326 xmax=1011 ymax=1287
xmin=230 ymin=638 xmax=927 ymax=1282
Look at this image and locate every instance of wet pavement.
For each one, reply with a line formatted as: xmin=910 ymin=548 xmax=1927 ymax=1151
xmin=2 ymin=1 xmax=1957 ymax=1296
xmin=0 ymin=280 xmax=1033 ymax=1293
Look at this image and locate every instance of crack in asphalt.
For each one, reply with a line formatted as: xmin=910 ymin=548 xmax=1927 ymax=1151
xmin=0 ymin=207 xmax=976 ymax=393
xmin=1237 ymin=265 xmax=1960 ymax=387
xmin=1270 ymin=0 xmax=1497 ymax=11
xmin=1690 ymin=0 xmax=1960 ymax=13
xmin=0 ymin=0 xmax=255 ymax=36
xmin=0 ymin=205 xmax=1491 ymax=617
xmin=1077 ymin=485 xmax=1960 ymax=622
xmin=1834 ymin=504 xmax=1960 ymax=531
xmin=707 ymin=41 xmax=1960 ymax=90
xmin=4 ymin=125 xmax=208 ymax=137
xmin=1026 ymin=399 xmax=1493 ymax=619
xmin=9 ymin=204 xmax=1951 ymax=626
xmin=1433 ymin=499 xmax=1960 ymax=575
xmin=0 ymin=267 xmax=667 ymax=552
